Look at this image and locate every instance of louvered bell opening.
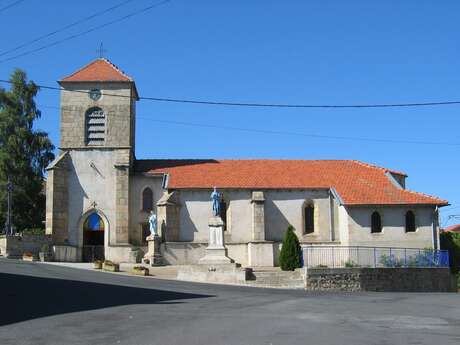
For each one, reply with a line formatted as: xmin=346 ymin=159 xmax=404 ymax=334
xmin=87 ymin=117 xmax=105 ymax=125
xmin=86 ymin=107 xmax=106 ymax=145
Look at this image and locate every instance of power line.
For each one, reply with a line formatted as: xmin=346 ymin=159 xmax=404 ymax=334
xmin=136 ymin=117 xmax=460 ymax=147
xmin=2 ymin=79 xmax=460 ymax=109
xmin=139 ymin=98 xmax=460 ymax=109
xmin=0 ymin=0 xmax=171 ymax=63
xmin=0 ymin=0 xmax=136 ymax=58
xmin=442 ymin=205 xmax=460 ymax=212
xmin=0 ymin=0 xmax=24 ymax=14
xmin=34 ymin=104 xmax=460 ymax=147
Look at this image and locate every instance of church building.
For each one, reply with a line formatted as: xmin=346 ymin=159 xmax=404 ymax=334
xmin=45 ymin=58 xmax=448 ymax=265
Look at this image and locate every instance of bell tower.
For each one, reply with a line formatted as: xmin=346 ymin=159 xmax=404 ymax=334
xmin=58 ymin=58 xmax=138 ymax=153
xmin=46 ymin=58 xmax=139 ymax=261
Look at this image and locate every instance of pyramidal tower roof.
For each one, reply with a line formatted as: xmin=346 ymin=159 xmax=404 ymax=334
xmin=59 ymin=58 xmax=138 ymax=98
xmin=60 ymin=58 xmax=133 ymax=82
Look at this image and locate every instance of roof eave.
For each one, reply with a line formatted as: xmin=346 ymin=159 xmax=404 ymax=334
xmin=57 ymin=80 xmax=139 ymax=101
xmin=344 ymin=202 xmax=449 ymax=207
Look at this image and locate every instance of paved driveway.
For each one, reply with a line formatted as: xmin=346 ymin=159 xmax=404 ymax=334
xmin=0 ymin=259 xmax=459 ymax=345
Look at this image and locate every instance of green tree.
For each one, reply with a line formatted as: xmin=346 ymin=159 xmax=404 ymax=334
xmin=279 ymin=225 xmax=302 ymax=271
xmin=0 ymin=69 xmax=55 ymax=231
xmin=440 ymin=231 xmax=460 ymax=274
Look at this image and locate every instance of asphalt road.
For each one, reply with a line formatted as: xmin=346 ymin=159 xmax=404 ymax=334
xmin=0 ymin=259 xmax=459 ymax=345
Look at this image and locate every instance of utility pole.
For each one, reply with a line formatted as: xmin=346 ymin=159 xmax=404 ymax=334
xmin=4 ymin=176 xmax=13 ymax=236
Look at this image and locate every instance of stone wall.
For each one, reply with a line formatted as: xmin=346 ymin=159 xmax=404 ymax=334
xmin=306 ymin=267 xmax=456 ymax=292
xmin=45 ymin=153 xmax=69 ymax=244
xmin=0 ymin=235 xmax=53 ymax=258
xmin=59 ymin=82 xmax=135 ymax=149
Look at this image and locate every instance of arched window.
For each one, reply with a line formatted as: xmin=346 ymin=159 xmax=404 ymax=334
xmin=304 ymin=203 xmax=315 ymax=234
xmin=371 ymin=211 xmax=382 ymax=233
xmin=405 ymin=210 xmax=416 ymax=232
xmin=83 ymin=212 xmax=105 ymax=247
xmin=85 ymin=107 xmax=105 ymax=145
xmin=84 ymin=212 xmax=105 ymax=232
xmin=142 ymin=187 xmax=153 ymax=212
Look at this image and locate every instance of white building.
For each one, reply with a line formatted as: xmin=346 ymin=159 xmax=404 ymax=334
xmin=45 ymin=58 xmax=448 ymax=266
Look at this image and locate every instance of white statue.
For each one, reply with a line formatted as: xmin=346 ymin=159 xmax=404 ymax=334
xmin=149 ymin=211 xmax=158 ymax=237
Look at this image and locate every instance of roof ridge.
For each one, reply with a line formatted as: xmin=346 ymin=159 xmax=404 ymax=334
xmin=351 ymin=160 xmax=407 ymax=176
xmin=100 ymin=57 xmax=133 ymax=81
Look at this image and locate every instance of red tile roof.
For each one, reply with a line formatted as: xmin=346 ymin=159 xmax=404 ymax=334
xmin=60 ymin=58 xmax=133 ymax=82
xmin=60 ymin=58 xmax=139 ymax=99
xmin=134 ymin=159 xmax=447 ymax=206
xmin=443 ymin=224 xmax=460 ymax=233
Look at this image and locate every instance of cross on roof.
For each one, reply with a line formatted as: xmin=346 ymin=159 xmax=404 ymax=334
xmin=96 ymin=43 xmax=107 ymax=58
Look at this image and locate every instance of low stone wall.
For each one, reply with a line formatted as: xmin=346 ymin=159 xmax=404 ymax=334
xmin=306 ymin=267 xmax=456 ymax=292
xmin=53 ymin=245 xmax=80 ymax=262
xmin=161 ymin=242 xmax=249 ymax=266
xmin=177 ymin=263 xmax=249 ymax=284
xmin=0 ymin=234 xmax=52 ymax=258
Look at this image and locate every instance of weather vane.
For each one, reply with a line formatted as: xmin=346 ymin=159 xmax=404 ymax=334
xmin=96 ymin=43 xmax=107 ymax=58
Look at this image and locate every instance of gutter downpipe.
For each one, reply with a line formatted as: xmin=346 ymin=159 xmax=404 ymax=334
xmin=432 ymin=206 xmax=439 ymax=250
xmin=329 ymin=189 xmax=335 ymax=242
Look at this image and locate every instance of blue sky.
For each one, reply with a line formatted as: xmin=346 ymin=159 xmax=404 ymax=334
xmin=0 ymin=1 xmax=459 ymax=225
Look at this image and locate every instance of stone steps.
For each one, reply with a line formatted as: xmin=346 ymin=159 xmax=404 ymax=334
xmin=244 ymin=268 xmax=305 ymax=289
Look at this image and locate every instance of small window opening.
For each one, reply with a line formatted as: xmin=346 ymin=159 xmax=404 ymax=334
xmin=405 ymin=210 xmax=416 ymax=232
xmin=371 ymin=211 xmax=382 ymax=233
xmin=142 ymin=187 xmax=153 ymax=212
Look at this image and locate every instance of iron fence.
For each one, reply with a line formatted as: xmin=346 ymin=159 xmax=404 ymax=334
xmin=301 ymin=246 xmax=450 ymax=268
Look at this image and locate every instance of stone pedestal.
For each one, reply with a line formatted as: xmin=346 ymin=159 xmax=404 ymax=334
xmin=142 ymin=235 xmax=164 ymax=266
xmin=199 ymin=216 xmax=232 ymax=264
xmin=248 ymin=241 xmax=274 ymax=267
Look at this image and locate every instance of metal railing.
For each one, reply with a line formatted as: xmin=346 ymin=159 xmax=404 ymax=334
xmin=301 ymin=246 xmax=450 ymax=268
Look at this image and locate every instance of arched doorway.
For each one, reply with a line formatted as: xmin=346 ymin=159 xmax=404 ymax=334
xmin=82 ymin=212 xmax=105 ymax=262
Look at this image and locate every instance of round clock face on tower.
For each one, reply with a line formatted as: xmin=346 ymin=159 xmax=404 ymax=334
xmin=89 ymin=89 xmax=102 ymax=101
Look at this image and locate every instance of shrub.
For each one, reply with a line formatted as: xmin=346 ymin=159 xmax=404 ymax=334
xmin=345 ymin=260 xmax=359 ymax=268
xmin=440 ymin=231 xmax=460 ymax=274
xmin=380 ymin=254 xmax=404 ymax=267
xmin=22 ymin=228 xmax=45 ymax=236
xmin=414 ymin=249 xmax=438 ymax=267
xmin=40 ymin=244 xmax=50 ymax=253
xmin=279 ymin=225 xmax=301 ymax=271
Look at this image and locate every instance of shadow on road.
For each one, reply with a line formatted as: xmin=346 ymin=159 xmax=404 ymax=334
xmin=0 ymin=272 xmax=213 ymax=326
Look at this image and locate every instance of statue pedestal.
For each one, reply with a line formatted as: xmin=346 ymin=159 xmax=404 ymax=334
xmin=177 ymin=216 xmax=248 ymax=284
xmin=199 ymin=216 xmax=232 ymax=264
xmin=142 ymin=235 xmax=164 ymax=266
